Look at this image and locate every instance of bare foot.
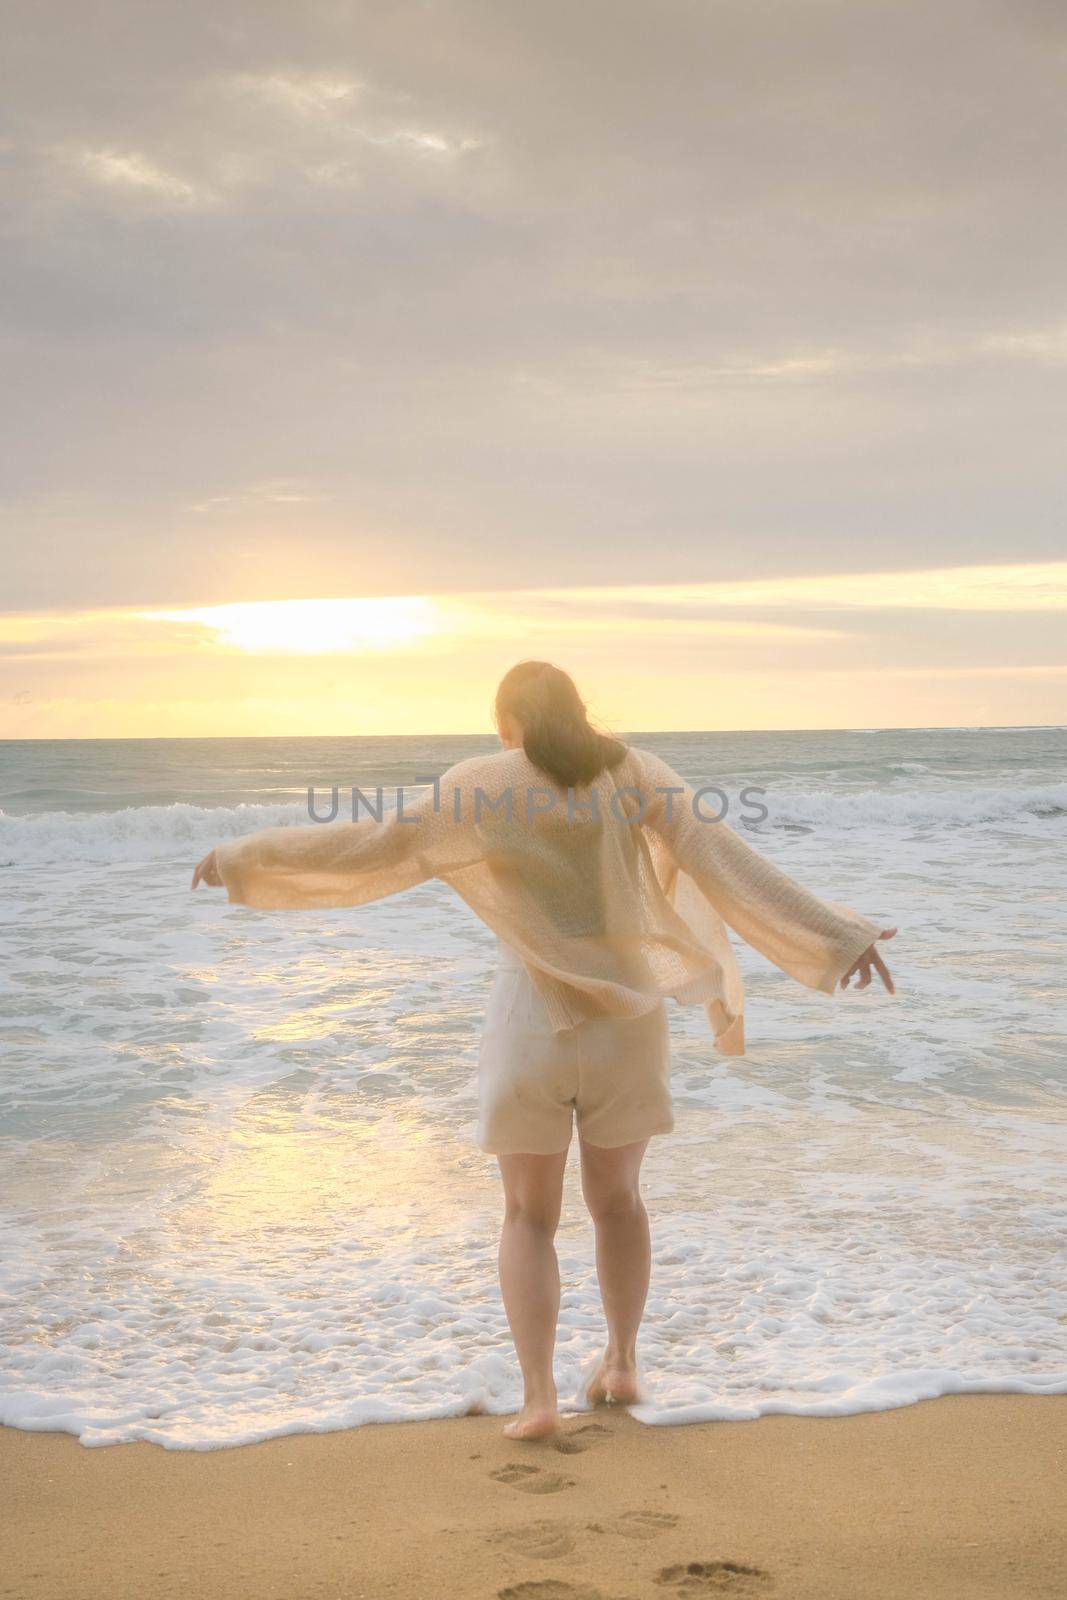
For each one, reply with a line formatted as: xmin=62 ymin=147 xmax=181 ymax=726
xmin=503 ymin=1404 xmax=560 ymax=1440
xmin=586 ymin=1357 xmax=640 ymax=1407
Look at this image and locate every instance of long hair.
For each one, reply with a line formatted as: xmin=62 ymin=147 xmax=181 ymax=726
xmin=494 ymin=661 xmax=628 ymax=789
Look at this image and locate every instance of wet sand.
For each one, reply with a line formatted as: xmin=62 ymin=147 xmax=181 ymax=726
xmin=3 ymin=1394 xmax=1065 ymax=1599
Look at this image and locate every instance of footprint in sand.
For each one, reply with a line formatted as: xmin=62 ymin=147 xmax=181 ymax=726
xmin=489 ymin=1520 xmax=576 ymax=1561
xmin=609 ymin=1509 xmax=679 ymax=1540
xmin=554 ymin=1422 xmax=612 ymax=1457
xmin=491 ymin=1462 xmax=576 ymax=1495
xmin=655 ymin=1559 xmax=773 ymax=1594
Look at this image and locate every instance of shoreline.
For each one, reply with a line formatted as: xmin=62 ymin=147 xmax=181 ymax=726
xmin=5 ymin=1393 xmax=1065 ymax=1599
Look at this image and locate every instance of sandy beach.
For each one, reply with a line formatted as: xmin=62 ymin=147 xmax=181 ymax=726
xmin=4 ymin=1395 xmax=1064 ymax=1599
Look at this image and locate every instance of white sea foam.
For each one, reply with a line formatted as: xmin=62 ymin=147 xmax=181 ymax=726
xmin=0 ymin=801 xmax=308 ymax=867
xmin=770 ymin=780 xmax=1067 ymax=831
xmin=2 ymin=779 xmax=1065 ymax=868
xmin=1 ymin=1074 xmax=1064 ymax=1448
xmin=1 ymin=730 xmax=1065 ymax=1447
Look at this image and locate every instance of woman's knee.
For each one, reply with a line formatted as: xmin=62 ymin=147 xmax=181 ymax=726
xmin=503 ymin=1192 xmax=562 ymax=1233
xmin=581 ymin=1176 xmax=644 ymax=1223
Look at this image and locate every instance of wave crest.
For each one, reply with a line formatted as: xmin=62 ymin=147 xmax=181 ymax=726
xmin=1 ymin=781 xmax=1064 ymax=867
xmin=765 ymin=781 xmax=1067 ymax=833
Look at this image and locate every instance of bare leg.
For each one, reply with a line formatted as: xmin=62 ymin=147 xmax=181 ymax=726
xmin=496 ymin=1149 xmax=569 ymax=1439
xmin=579 ymin=1136 xmax=650 ymax=1405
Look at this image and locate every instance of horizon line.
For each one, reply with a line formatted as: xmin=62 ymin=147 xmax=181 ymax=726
xmin=2 ymin=721 xmax=1065 ymax=744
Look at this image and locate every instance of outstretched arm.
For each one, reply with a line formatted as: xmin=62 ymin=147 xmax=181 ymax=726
xmin=635 ymin=750 xmax=896 ymax=995
xmin=191 ymin=766 xmax=483 ymax=911
xmin=192 ymin=808 xmax=431 ymax=910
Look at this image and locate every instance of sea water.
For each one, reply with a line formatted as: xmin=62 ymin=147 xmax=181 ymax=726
xmin=0 ymin=728 xmax=1064 ymax=1448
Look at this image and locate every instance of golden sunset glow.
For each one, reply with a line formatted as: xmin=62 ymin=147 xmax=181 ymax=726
xmin=7 ymin=0 xmax=1066 ymax=757
xmin=3 ymin=561 xmax=1067 ymax=738
xmin=182 ymin=1105 xmax=450 ymax=1246
xmin=144 ymin=597 xmax=439 ymax=654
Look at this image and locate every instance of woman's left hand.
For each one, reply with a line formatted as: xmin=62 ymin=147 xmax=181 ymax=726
xmin=191 ymin=848 xmax=222 ymax=889
xmin=840 ymin=928 xmax=897 ymax=994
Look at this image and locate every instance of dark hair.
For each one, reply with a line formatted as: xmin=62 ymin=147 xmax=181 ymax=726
xmin=494 ymin=661 xmax=628 ymax=789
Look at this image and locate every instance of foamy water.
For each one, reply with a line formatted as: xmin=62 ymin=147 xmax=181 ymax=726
xmin=1 ymin=729 xmax=1065 ymax=1448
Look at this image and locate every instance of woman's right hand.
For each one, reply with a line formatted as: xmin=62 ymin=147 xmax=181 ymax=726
xmin=840 ymin=928 xmax=897 ymax=993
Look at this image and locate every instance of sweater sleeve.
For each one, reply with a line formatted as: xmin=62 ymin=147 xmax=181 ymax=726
xmin=213 ymin=763 xmax=483 ymax=911
xmin=635 ymin=750 xmax=882 ymax=994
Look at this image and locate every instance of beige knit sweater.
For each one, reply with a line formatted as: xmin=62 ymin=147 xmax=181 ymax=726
xmin=213 ymin=744 xmax=882 ymax=1055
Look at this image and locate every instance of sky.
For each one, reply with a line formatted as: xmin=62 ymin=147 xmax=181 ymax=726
xmin=2 ymin=0 xmax=1066 ymax=736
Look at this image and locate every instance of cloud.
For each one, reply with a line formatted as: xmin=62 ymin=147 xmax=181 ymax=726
xmin=68 ymin=146 xmax=215 ymax=207
xmin=1 ymin=0 xmax=1065 ymax=615
xmin=2 ymin=564 xmax=1066 ymax=736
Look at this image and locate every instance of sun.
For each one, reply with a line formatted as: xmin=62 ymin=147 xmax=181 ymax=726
xmin=145 ymin=597 xmax=438 ymax=654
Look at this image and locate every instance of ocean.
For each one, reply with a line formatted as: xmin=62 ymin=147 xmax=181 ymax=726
xmin=1 ymin=727 xmax=1065 ymax=1448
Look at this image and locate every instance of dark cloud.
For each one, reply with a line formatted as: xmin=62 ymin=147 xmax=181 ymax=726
xmin=2 ymin=0 xmax=1066 ymax=609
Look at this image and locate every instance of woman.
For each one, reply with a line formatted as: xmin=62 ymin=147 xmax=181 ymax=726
xmin=192 ymin=661 xmax=895 ymax=1441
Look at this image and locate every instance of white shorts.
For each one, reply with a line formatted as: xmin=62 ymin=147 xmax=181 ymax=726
xmin=475 ymin=944 xmax=674 ymax=1156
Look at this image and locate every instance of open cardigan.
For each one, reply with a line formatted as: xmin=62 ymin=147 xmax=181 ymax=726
xmin=212 ymin=744 xmax=882 ymax=1055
